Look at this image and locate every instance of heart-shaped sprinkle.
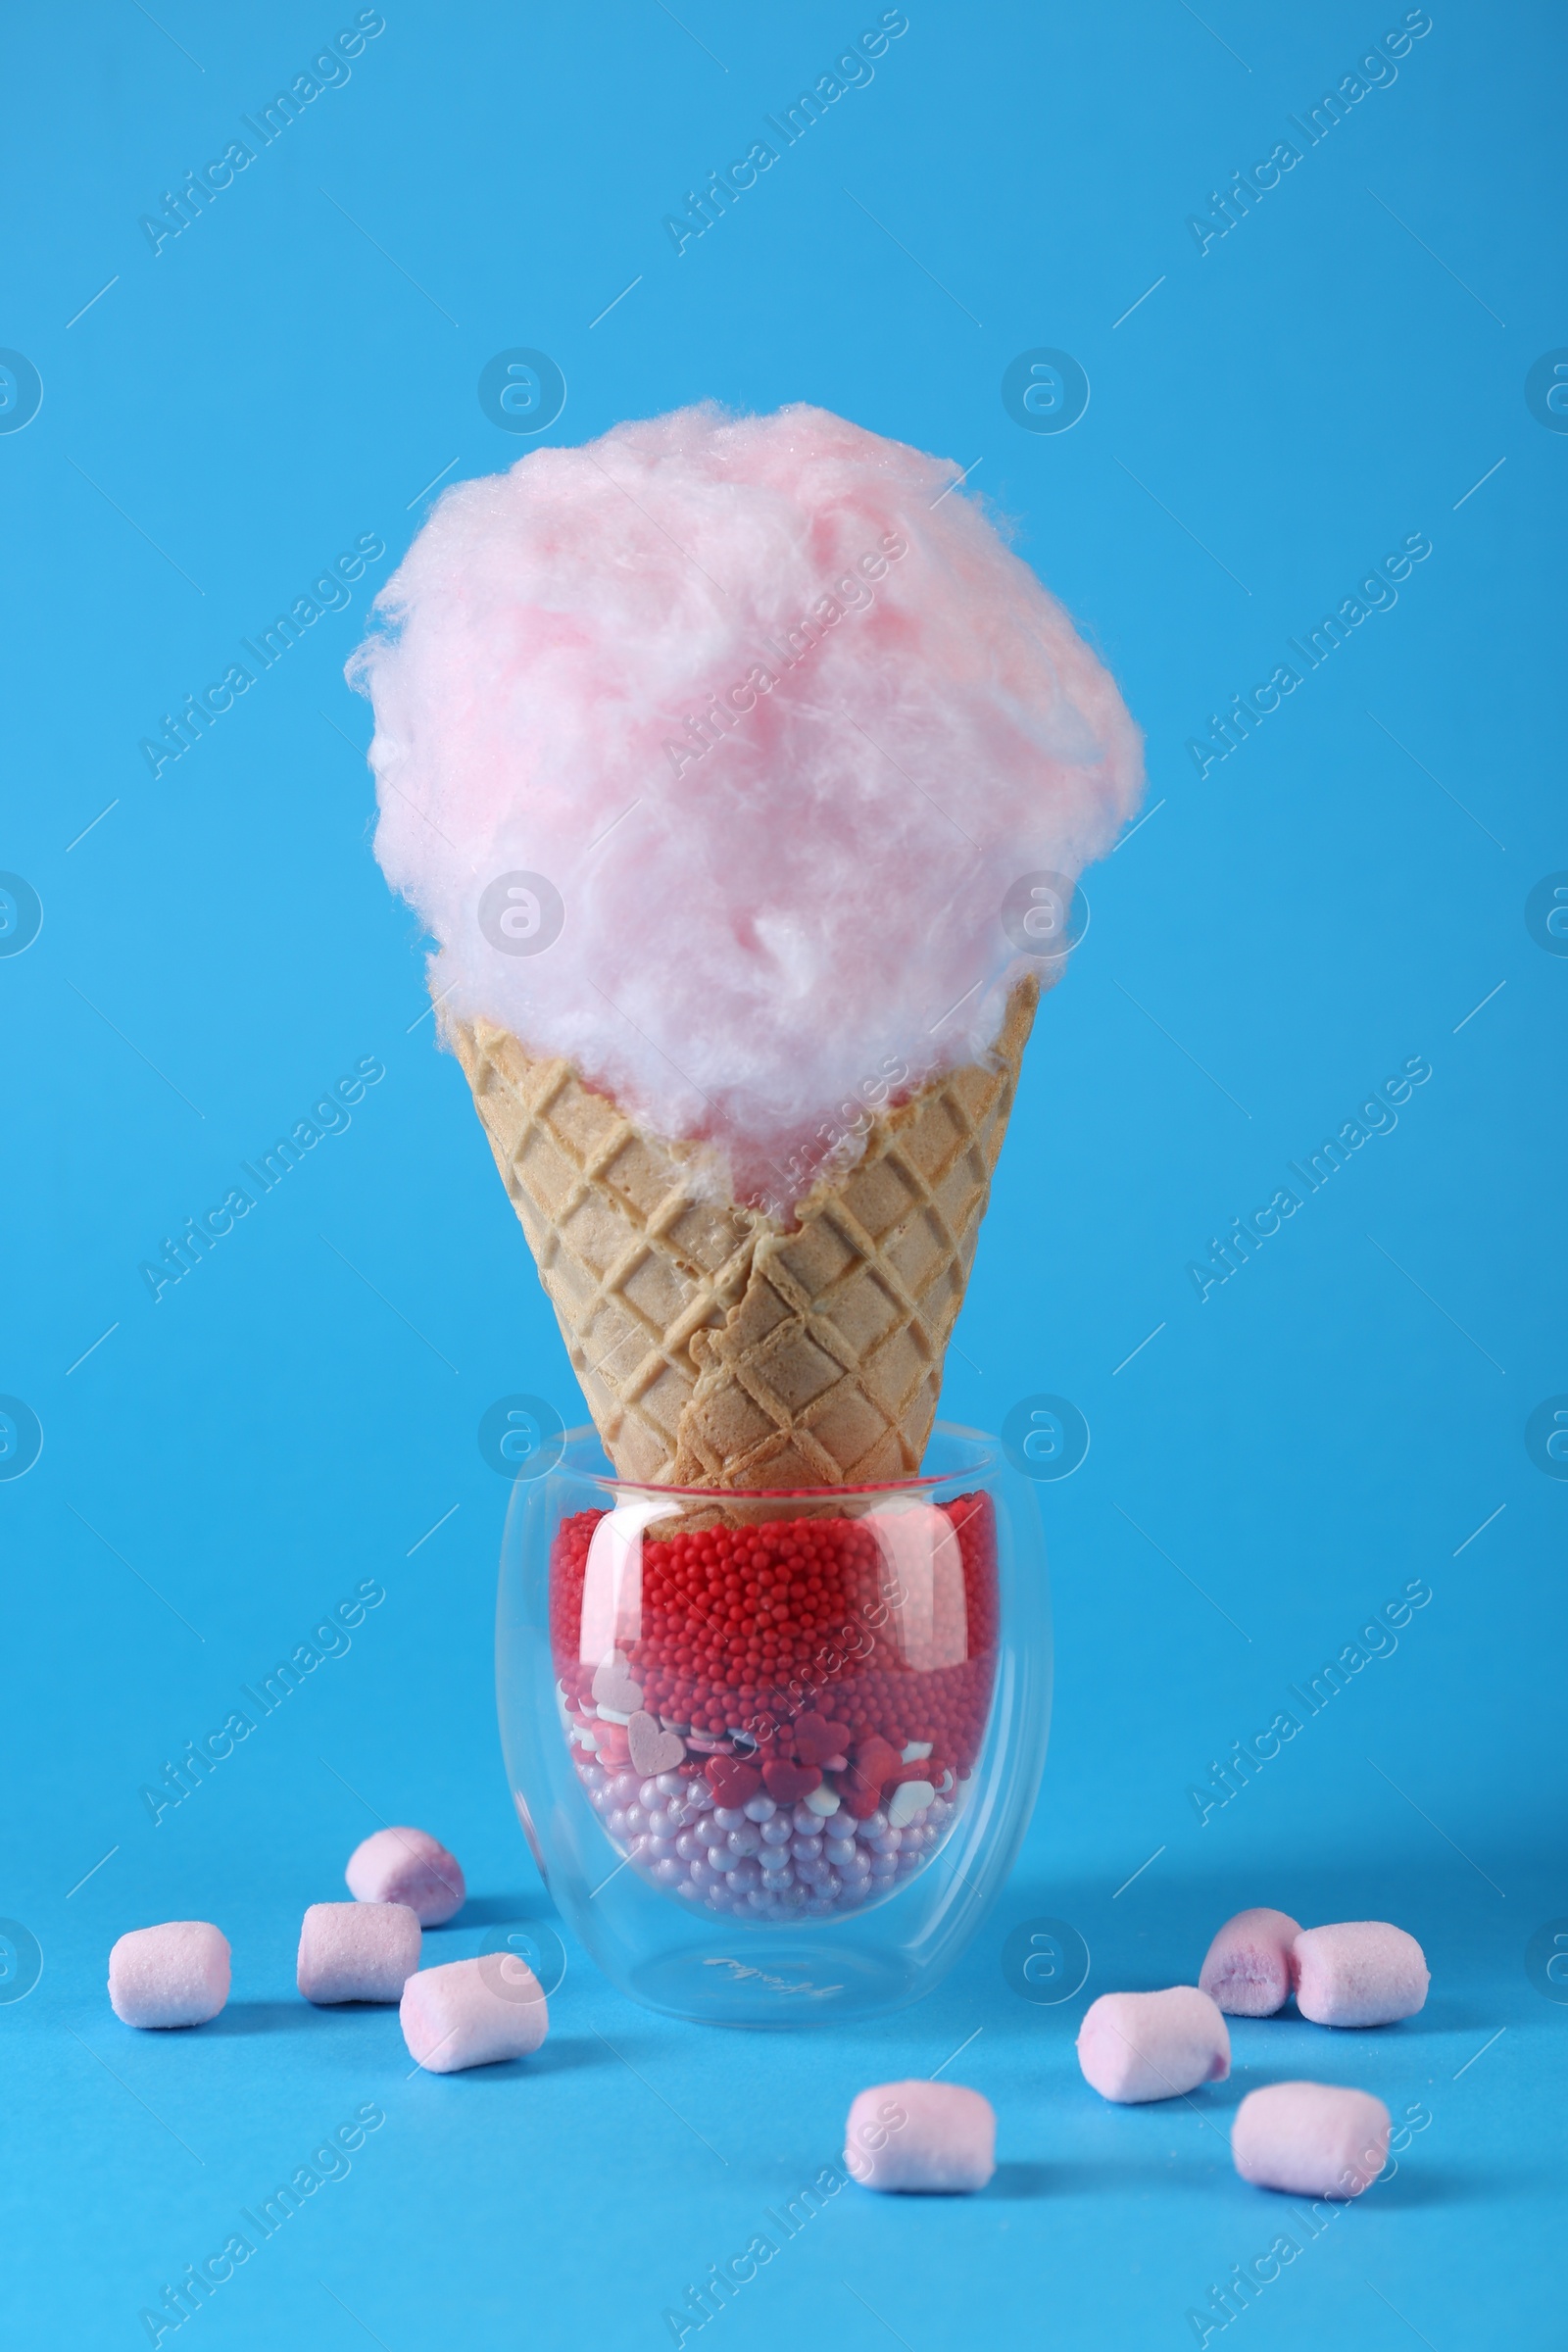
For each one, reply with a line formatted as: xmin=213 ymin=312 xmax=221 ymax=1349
xmin=705 ymin=1755 xmax=761 ymax=1807
xmin=841 ymin=1735 xmax=901 ymax=1818
xmin=592 ymin=1655 xmax=644 ymax=1714
xmin=791 ymin=1711 xmax=853 ymax=1767
xmin=628 ymin=1711 xmax=686 ymax=1776
xmin=761 ymin=1759 xmax=822 ymax=1803
xmin=852 ymin=1735 xmax=902 ymax=1787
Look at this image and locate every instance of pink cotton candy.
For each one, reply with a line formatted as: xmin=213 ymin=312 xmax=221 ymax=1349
xmin=1200 ymin=1907 xmax=1302 ymax=2017
xmin=1077 ymin=1987 xmax=1231 ymax=2103
xmin=351 ymin=403 xmax=1144 ymax=1208
xmin=297 ymin=1901 xmax=420 ymax=2004
xmin=108 ymin=1921 xmax=230 ymax=2029
xmin=845 ymin=2081 xmax=996 ymax=2192
xmin=345 ymin=1827 xmax=465 ymax=1925
xmin=1292 ymin=1922 xmax=1429 ymax=2028
xmin=1232 ymin=2082 xmax=1392 ymax=2198
xmin=400 ymin=1956 xmax=548 ymax=2073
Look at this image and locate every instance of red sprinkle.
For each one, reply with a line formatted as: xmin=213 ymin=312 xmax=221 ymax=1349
xmin=551 ymin=1494 xmax=999 ymax=1816
xmin=705 ymin=1755 xmax=761 ymax=1807
xmin=791 ymin=1711 xmax=853 ymax=1767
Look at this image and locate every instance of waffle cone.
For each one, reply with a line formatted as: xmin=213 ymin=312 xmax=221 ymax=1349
xmin=448 ymin=976 xmax=1039 ymax=1489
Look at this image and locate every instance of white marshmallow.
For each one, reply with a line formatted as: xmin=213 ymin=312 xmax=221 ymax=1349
xmin=297 ymin=1901 xmax=420 ymax=2004
xmin=400 ymin=1956 xmax=548 ymax=2073
xmin=1232 ymin=2082 xmax=1392 ymax=2197
xmin=845 ymin=2081 xmax=995 ymax=2192
xmin=1292 ymin=1922 xmax=1429 ymax=2027
xmin=1077 ymin=1986 xmax=1230 ymax=2103
xmin=109 ymin=1922 xmax=230 ymax=2029
xmin=345 ymin=1826 xmax=466 ymax=1925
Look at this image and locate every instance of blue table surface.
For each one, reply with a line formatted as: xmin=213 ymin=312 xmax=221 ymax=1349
xmin=3 ymin=4 xmax=1563 ymax=2346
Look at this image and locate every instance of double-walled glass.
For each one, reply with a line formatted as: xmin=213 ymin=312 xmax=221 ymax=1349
xmin=497 ymin=1424 xmax=1050 ymax=2026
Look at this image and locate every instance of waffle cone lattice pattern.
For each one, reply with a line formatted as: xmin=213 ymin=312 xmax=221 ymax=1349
xmin=448 ymin=976 xmax=1038 ymax=1489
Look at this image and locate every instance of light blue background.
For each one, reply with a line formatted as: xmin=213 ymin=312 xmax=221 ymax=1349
xmin=3 ymin=3 xmax=1563 ymax=2345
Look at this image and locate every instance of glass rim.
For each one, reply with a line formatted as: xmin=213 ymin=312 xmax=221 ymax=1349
xmin=551 ymin=1419 xmax=998 ymax=1501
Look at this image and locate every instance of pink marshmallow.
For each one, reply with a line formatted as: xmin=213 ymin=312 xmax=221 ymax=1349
xmin=109 ymin=1921 xmax=230 ymax=2029
xmin=400 ymin=1956 xmax=548 ymax=2073
xmin=297 ymin=1901 xmax=420 ymax=2004
xmin=1077 ymin=1986 xmax=1230 ymax=2104
xmin=1200 ymin=1907 xmax=1302 ymax=2017
xmin=845 ymin=2081 xmax=996 ymax=2193
xmin=1292 ymin=1922 xmax=1429 ymax=2028
xmin=345 ymin=1826 xmax=466 ymax=1925
xmin=1233 ymin=2082 xmax=1392 ymax=2198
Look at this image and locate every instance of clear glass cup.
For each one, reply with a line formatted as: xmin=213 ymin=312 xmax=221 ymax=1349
xmin=497 ymin=1423 xmax=1051 ymax=2027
